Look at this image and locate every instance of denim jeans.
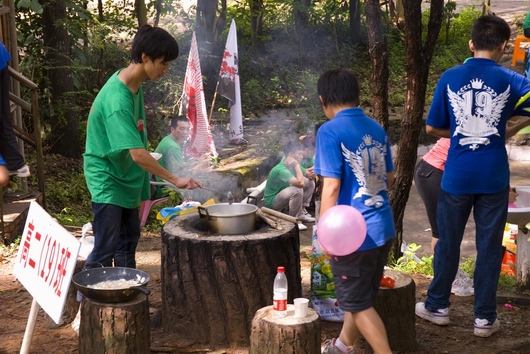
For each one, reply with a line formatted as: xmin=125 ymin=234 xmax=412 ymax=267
xmin=85 ymin=203 xmax=141 ymax=268
xmin=425 ymin=185 xmax=508 ymax=322
xmin=0 ymin=67 xmax=25 ymax=170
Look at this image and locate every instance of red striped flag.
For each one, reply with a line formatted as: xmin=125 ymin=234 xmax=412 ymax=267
xmin=180 ymin=33 xmax=218 ymax=158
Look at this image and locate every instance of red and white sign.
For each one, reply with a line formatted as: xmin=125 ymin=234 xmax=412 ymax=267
xmin=13 ymin=201 xmax=80 ymax=324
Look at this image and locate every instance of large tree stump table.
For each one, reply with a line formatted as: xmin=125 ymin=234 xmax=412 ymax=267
xmin=78 ymin=293 xmax=150 ymax=354
xmin=161 ymin=213 xmax=302 ymax=348
xmin=354 ymin=269 xmax=416 ymax=353
xmin=250 ymin=305 xmax=321 ymax=354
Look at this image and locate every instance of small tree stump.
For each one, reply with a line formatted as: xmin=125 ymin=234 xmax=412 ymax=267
xmin=78 ymin=293 xmax=150 ymax=354
xmin=354 ymin=269 xmax=416 ymax=353
xmin=250 ymin=305 xmax=321 ymax=354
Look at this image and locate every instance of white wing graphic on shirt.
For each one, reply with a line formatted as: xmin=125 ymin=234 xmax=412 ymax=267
xmin=342 ymin=137 xmax=387 ymax=207
xmin=448 ymin=81 xmax=510 ymax=149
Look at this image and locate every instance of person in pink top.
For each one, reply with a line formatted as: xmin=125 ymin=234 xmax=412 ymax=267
xmin=414 ymin=138 xmax=450 ymax=254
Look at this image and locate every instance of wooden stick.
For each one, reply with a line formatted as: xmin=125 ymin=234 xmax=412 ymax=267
xmin=208 ymin=90 xmax=218 ymax=123
xmin=256 ymin=209 xmax=282 ymax=230
xmin=260 ymin=207 xmax=299 ymax=224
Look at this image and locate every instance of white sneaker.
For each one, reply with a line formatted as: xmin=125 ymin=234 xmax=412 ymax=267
xmin=297 ymin=223 xmax=307 ymax=231
xmin=474 ymin=318 xmax=500 ymax=337
xmin=415 ymin=302 xmax=450 ymax=325
xmin=299 ymin=212 xmax=316 ymax=223
xmin=9 ymin=164 xmax=30 ymax=177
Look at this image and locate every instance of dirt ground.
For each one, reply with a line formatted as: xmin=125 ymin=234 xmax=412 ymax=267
xmin=1 ymin=228 xmax=530 ymax=354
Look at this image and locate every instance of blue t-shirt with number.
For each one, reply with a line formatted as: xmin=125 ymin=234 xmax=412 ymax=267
xmin=427 ymin=58 xmax=530 ymax=194
xmin=314 ymin=108 xmax=395 ymax=251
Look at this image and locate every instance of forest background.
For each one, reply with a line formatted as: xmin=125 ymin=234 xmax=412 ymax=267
xmin=10 ymin=0 xmax=517 ymax=258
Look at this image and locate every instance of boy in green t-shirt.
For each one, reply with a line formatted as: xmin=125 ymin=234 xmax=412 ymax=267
xmin=83 ymin=25 xmax=202 ymax=269
xmin=263 ymin=141 xmax=316 ymax=228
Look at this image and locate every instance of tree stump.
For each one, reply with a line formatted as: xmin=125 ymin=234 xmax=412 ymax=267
xmin=161 ymin=213 xmax=302 ymax=347
xmin=78 ymin=293 xmax=150 ymax=354
xmin=354 ymin=269 xmax=416 ymax=353
xmin=249 ymin=305 xmax=321 ymax=354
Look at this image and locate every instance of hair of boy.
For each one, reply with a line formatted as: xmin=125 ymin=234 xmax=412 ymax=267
xmin=283 ymin=141 xmax=303 ymax=157
xmin=301 ymin=135 xmax=316 ymax=149
xmin=471 ymin=15 xmax=510 ymax=51
xmin=170 ymin=116 xmax=190 ymax=129
xmin=131 ymin=25 xmax=179 ymax=64
xmin=317 ymin=69 xmax=360 ymax=107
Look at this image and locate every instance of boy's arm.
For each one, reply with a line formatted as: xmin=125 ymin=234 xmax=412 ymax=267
xmin=319 ymin=177 xmax=340 ymax=218
xmin=285 ymin=157 xmax=305 ymax=188
xmin=129 ymin=148 xmax=202 ymax=189
xmin=426 ymin=125 xmax=450 ymax=138
xmin=506 ymin=116 xmax=530 ymax=139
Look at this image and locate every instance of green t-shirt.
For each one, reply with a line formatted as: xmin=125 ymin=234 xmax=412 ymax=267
xmin=301 ymin=156 xmax=314 ymax=169
xmin=153 ymin=135 xmax=185 ymax=199
xmin=83 ymin=71 xmax=150 ymax=208
xmin=263 ymin=161 xmax=297 ymax=208
xmin=155 ymin=135 xmax=184 ymax=175
xmin=524 ymin=12 xmax=530 ymax=30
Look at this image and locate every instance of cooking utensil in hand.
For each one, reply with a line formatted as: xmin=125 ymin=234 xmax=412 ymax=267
xmin=227 ymin=191 xmax=234 ymax=205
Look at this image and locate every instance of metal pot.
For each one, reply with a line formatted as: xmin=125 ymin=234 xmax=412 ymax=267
xmin=72 ymin=266 xmax=150 ymax=303
xmin=197 ymin=203 xmax=258 ymax=235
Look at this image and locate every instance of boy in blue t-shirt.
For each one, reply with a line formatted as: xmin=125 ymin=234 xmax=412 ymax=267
xmin=0 ymin=154 xmax=9 ymax=188
xmin=416 ymin=15 xmax=530 ymax=338
xmin=315 ymin=69 xmax=395 ymax=354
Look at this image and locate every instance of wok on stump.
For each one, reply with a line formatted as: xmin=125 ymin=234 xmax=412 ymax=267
xmin=161 ymin=213 xmax=302 ymax=347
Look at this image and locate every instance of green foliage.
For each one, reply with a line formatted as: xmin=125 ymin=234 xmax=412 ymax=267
xmin=498 ymin=273 xmax=517 ymax=291
xmin=44 ymin=172 xmax=92 ymax=226
xmin=1 ymin=237 xmax=21 ymax=257
xmin=459 ymin=257 xmax=476 ymax=277
xmin=390 ymin=243 xmax=435 ymax=276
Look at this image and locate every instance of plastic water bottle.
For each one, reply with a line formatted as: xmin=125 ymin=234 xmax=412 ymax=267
xmin=273 ymin=266 xmax=288 ymax=318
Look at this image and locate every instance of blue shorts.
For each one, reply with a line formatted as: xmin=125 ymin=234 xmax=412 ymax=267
xmin=331 ymin=239 xmax=393 ymax=312
xmin=0 ymin=154 xmax=5 ymax=165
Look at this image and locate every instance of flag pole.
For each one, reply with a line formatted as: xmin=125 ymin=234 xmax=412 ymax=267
xmin=208 ymin=89 xmax=218 ymax=123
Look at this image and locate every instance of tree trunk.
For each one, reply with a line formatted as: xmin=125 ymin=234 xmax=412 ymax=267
xmin=135 ymin=0 xmax=147 ymax=27
xmin=250 ymin=0 xmax=264 ymax=45
xmin=365 ymin=0 xmax=389 ymax=130
xmin=196 ymin=0 xmax=218 ymax=43
xmin=160 ymin=214 xmax=302 ymax=348
xmin=349 ymin=0 xmax=362 ymax=45
xmin=249 ymin=305 xmax=321 ymax=353
xmin=42 ymin=0 xmax=81 ymax=159
xmin=79 ymin=293 xmax=150 ymax=354
xmin=389 ymin=0 xmax=444 ymax=258
xmin=294 ymin=0 xmax=312 ymax=53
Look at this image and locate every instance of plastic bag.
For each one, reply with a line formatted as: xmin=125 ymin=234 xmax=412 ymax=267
xmin=310 ymin=225 xmax=344 ymax=322
xmin=157 ymin=199 xmax=214 ymax=224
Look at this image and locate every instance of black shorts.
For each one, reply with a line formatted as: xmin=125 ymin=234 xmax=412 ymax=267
xmin=331 ymin=239 xmax=393 ymax=313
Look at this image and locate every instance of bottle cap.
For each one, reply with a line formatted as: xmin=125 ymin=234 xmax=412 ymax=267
xmin=277 ymin=266 xmax=285 ymax=272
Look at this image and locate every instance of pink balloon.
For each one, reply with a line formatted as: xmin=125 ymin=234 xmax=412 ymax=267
xmin=317 ymin=205 xmax=367 ymax=256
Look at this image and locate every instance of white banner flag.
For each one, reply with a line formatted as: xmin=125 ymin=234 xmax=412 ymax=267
xmin=217 ymin=20 xmax=244 ymax=143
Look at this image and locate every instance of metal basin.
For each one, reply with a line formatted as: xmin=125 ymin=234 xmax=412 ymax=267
xmin=197 ymin=203 xmax=258 ymax=234
xmin=507 ymin=186 xmax=530 ymax=227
